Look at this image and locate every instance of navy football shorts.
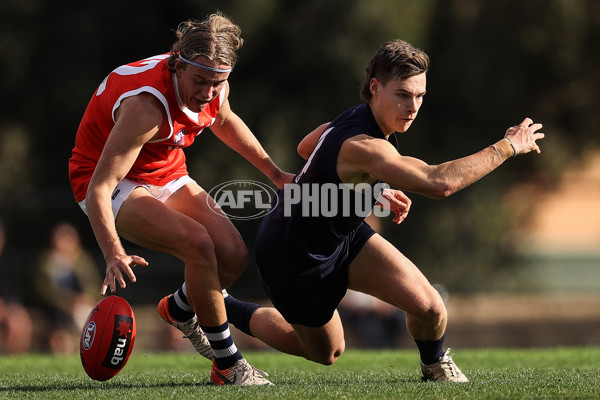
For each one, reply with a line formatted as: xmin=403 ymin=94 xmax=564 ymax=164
xmin=257 ymin=222 xmax=376 ymax=327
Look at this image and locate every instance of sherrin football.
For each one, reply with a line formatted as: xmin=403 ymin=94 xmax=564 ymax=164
xmin=80 ymin=295 xmax=136 ymax=381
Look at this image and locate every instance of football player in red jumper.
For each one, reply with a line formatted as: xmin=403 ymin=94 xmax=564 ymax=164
xmin=69 ymin=12 xmax=290 ymax=385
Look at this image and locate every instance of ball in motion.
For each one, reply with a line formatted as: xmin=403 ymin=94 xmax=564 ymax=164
xmin=80 ymin=295 xmax=136 ymax=381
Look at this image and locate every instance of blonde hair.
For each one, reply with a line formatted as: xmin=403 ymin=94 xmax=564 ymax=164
xmin=168 ymin=12 xmax=244 ymax=72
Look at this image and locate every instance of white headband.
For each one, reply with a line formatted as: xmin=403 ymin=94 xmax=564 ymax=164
xmin=178 ymin=54 xmax=232 ymax=73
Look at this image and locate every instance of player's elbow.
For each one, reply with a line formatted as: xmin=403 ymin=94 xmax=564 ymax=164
xmin=297 ymin=142 xmax=311 ymax=160
xmin=297 ymin=122 xmax=329 ymax=160
xmin=424 ymin=182 xmax=457 ymax=199
xmin=431 ymin=187 xmax=455 ymax=199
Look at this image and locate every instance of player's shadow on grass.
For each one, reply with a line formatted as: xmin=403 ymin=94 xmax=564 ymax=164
xmin=1 ymin=376 xmax=422 ymax=393
xmin=0 ymin=381 xmax=213 ymax=393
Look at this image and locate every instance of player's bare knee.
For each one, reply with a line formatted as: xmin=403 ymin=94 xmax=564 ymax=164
xmin=313 ymin=350 xmax=342 ymax=366
xmin=311 ymin=342 xmax=345 ymax=366
xmin=414 ymin=292 xmax=447 ymax=327
xmin=426 ymin=296 xmax=447 ymax=326
xmin=224 ymin=236 xmax=248 ymax=275
xmin=181 ymin=230 xmax=216 ymax=268
xmin=329 ymin=346 xmax=345 ymax=365
xmin=218 ymin=236 xmax=248 ymax=285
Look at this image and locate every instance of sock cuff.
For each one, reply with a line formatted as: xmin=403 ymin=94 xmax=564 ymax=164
xmin=224 ymin=295 xmax=261 ymax=337
xmin=201 ymin=321 xmax=230 ymax=334
xmin=174 ymin=288 xmax=194 ymax=312
xmin=415 ymin=333 xmax=446 ymax=365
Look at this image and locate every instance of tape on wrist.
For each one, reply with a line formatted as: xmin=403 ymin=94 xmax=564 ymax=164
xmin=506 ymin=138 xmax=517 ymax=157
xmin=493 ymin=138 xmax=516 ymax=161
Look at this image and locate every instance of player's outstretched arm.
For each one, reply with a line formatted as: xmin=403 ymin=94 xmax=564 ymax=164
xmin=87 ymin=95 xmax=155 ymax=295
xmin=341 ymin=118 xmax=545 ymax=199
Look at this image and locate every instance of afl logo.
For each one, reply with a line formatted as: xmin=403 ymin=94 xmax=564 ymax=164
xmin=174 ymin=129 xmax=186 ymax=145
xmin=82 ymin=321 xmax=96 ymax=350
xmin=207 ymin=180 xmax=278 ymax=220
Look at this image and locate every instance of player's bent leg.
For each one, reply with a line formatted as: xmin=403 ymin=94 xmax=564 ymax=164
xmin=223 ymin=291 xmax=342 ymax=365
xmin=246 ymin=307 xmax=309 ymax=359
xmin=165 ymin=181 xmax=248 ymax=287
xmin=347 ymin=234 xmax=446 ymax=340
xmin=116 ymin=189 xmax=270 ymax=383
xmin=116 ymin=188 xmax=225 ymax=326
xmin=158 ymin=182 xmax=248 ymax=354
xmin=291 ymin=311 xmax=345 ymax=365
xmin=347 ymin=234 xmax=468 ymax=382
xmin=222 ymin=291 xmax=311 ymax=360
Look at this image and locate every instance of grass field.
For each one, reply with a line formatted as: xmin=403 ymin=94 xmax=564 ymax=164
xmin=1 ymin=347 xmax=599 ymax=399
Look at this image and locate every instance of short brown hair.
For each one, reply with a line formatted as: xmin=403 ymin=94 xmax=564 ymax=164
xmin=360 ymin=39 xmax=430 ymax=102
xmin=168 ymin=12 xmax=244 ymax=72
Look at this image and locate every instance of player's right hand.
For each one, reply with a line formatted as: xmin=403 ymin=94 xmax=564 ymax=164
xmin=504 ymin=117 xmax=545 ymax=156
xmin=376 ymin=188 xmax=412 ymax=224
xmin=101 ymin=254 xmax=149 ymax=295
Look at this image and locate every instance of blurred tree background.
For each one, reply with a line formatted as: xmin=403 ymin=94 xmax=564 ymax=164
xmin=1 ymin=0 xmax=598 ymax=303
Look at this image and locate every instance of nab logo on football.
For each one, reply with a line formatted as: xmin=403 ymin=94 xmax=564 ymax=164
xmin=82 ymin=321 xmax=96 ymax=350
xmin=102 ymin=315 xmax=134 ymax=370
xmin=207 ymin=180 xmax=278 ymax=220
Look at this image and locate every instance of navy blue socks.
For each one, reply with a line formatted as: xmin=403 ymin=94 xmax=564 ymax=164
xmin=223 ymin=292 xmax=261 ymax=337
xmin=415 ymin=333 xmax=446 ymax=365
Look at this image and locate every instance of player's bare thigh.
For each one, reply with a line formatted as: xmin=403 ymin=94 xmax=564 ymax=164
xmin=116 ymin=181 xmax=247 ymax=284
xmin=347 ymin=233 xmax=444 ymax=318
xmin=164 ymin=180 xmax=247 ymax=284
xmin=115 ymin=186 xmax=210 ymax=260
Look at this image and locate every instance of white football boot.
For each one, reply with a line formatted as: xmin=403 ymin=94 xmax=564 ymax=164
xmin=421 ymin=348 xmax=469 ymax=382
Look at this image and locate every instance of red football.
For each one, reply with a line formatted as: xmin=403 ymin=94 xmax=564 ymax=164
xmin=80 ymin=295 xmax=136 ymax=381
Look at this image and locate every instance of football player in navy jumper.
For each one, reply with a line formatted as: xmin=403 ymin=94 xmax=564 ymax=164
xmin=222 ymin=39 xmax=544 ymax=382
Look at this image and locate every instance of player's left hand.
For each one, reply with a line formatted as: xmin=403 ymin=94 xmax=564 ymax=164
xmin=376 ymin=188 xmax=412 ymax=224
xmin=504 ymin=117 xmax=545 ymax=156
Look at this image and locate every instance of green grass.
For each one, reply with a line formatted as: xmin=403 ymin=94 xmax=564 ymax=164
xmin=1 ymin=347 xmax=599 ymax=399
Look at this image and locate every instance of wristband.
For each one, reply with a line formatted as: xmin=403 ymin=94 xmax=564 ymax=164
xmin=492 ymin=138 xmax=516 ymax=161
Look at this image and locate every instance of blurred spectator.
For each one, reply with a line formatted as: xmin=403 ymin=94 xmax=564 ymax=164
xmin=34 ymin=222 xmax=101 ymax=354
xmin=0 ymin=218 xmax=33 ymax=353
xmin=338 ymin=289 xmax=406 ymax=348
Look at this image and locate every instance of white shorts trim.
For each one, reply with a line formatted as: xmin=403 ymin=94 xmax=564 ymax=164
xmin=77 ymin=175 xmax=194 ymax=220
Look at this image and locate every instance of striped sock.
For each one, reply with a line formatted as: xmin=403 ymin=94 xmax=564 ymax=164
xmin=168 ymin=283 xmax=196 ymax=322
xmin=202 ymin=321 xmax=243 ymax=369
